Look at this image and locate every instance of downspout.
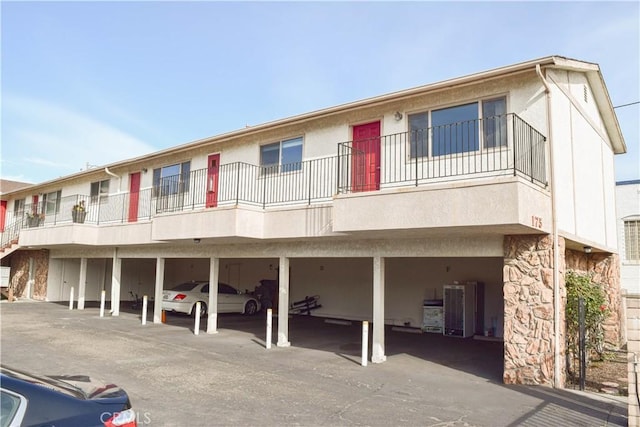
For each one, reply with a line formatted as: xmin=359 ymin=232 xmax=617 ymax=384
xmin=536 ymin=64 xmax=561 ymax=387
xmin=104 ymin=167 xmax=121 ymax=193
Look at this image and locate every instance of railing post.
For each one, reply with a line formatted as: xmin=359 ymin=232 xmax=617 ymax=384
xmin=513 ymin=115 xmax=517 ymax=177
xmin=97 ymin=196 xmax=101 ymax=225
xmin=262 ymin=170 xmax=267 ymax=210
xmin=530 ymin=127 xmax=535 ymax=183
xmin=122 ymin=193 xmax=126 ymax=223
xmin=415 ymin=133 xmax=419 ymax=187
xmin=336 ymin=146 xmax=341 ymax=194
xmin=235 ymin=163 xmax=241 ymax=206
xmin=308 ymin=160 xmax=313 ymax=205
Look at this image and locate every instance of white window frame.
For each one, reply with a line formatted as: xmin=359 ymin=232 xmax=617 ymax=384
xmin=152 ymin=161 xmax=191 ymax=197
xmin=260 ymin=136 xmax=303 ymax=175
xmin=90 ymin=179 xmax=110 ymax=203
xmin=624 ymin=219 xmax=640 ymax=263
xmin=406 ymin=96 xmax=508 ymax=159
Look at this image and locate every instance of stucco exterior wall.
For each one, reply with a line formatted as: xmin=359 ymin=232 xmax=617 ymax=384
xmin=547 ymin=69 xmax=618 ymax=251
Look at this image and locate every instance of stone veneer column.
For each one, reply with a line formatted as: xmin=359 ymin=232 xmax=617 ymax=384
xmin=503 ymin=235 xmax=565 ymax=386
xmin=565 ymin=250 xmax=622 ymax=348
xmin=8 ymin=250 xmax=50 ymax=300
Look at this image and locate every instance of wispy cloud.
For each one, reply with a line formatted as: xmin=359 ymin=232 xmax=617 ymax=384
xmin=2 ymin=95 xmax=157 ymax=182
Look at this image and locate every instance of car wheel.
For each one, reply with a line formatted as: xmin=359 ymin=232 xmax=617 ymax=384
xmin=192 ymin=302 xmax=207 ymax=317
xmin=244 ymin=300 xmax=257 ymax=315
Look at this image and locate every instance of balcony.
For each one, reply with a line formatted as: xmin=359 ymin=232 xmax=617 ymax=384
xmin=2 ymin=113 xmax=547 ymax=249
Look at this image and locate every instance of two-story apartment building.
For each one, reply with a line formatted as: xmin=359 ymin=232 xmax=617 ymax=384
xmin=0 ymin=55 xmax=626 ymax=388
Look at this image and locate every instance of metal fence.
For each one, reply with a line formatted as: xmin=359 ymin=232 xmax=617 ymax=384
xmin=338 ymin=113 xmax=546 ymax=193
xmin=155 ymin=157 xmax=339 ymax=213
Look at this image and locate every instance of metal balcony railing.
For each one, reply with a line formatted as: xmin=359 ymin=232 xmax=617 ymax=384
xmin=155 ymin=157 xmax=339 ymax=213
xmin=1 ymin=113 xmax=546 ymax=246
xmin=338 ymin=113 xmax=546 ymax=193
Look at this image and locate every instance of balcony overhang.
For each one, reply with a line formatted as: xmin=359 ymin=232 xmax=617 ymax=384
xmin=151 ymin=204 xmax=340 ymax=242
xmin=332 ymin=176 xmax=551 ymax=236
xmin=18 ymin=222 xmax=154 ymax=247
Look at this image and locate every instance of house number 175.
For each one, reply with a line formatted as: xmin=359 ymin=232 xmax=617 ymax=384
xmin=531 ymin=216 xmax=543 ymax=229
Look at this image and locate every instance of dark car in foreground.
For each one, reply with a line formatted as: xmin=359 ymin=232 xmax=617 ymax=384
xmin=0 ymin=365 xmax=136 ymax=427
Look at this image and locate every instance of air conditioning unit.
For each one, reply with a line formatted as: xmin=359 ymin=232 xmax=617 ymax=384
xmin=443 ymin=283 xmax=475 ymax=338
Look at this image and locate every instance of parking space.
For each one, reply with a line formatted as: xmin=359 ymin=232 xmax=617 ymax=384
xmin=1 ymin=301 xmax=627 ymax=426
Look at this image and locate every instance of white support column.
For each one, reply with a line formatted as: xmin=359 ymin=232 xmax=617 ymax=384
xmin=207 ymin=257 xmax=219 ymax=334
xmin=153 ymin=258 xmax=165 ymax=324
xmin=372 ymin=256 xmax=386 ymax=363
xmin=277 ymin=256 xmax=291 ymax=347
xmin=111 ymin=250 xmax=121 ymax=317
xmin=78 ymin=258 xmax=87 ymax=310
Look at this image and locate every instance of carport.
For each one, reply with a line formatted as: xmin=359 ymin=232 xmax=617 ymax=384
xmin=56 ymin=240 xmax=506 ymax=374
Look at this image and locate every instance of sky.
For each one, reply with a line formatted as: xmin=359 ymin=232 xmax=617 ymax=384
xmin=1 ymin=1 xmax=639 ymax=185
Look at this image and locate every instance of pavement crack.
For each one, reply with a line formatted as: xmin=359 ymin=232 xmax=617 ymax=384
xmin=327 ymin=382 xmax=385 ymax=424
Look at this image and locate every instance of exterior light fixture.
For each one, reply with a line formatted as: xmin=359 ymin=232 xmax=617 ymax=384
xmin=583 ymin=246 xmax=592 ymax=254
xmin=394 ymin=111 xmax=403 ymax=121
xmin=193 ymin=238 xmax=201 ymax=244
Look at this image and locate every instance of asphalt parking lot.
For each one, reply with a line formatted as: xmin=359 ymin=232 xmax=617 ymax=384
xmin=1 ymin=301 xmax=628 ymax=426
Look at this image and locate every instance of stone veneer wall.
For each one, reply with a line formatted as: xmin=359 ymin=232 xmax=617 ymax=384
xmin=565 ymin=250 xmax=622 ymax=348
xmin=503 ymin=235 xmax=565 ymax=386
xmin=8 ymin=250 xmax=49 ymax=300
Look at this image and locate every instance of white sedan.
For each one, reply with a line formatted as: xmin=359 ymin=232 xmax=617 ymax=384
xmin=162 ymin=281 xmax=259 ymax=317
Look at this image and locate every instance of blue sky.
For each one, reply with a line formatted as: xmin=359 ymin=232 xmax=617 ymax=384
xmin=2 ymin=1 xmax=639 ymax=184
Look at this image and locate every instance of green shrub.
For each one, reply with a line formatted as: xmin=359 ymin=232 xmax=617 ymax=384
xmin=565 ymin=270 xmax=609 ymax=361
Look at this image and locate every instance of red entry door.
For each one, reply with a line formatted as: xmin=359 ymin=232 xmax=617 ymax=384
xmin=0 ymin=200 xmax=6 ymax=232
xmin=128 ymin=172 xmax=141 ymax=223
xmin=351 ymin=121 xmax=381 ymax=192
xmin=206 ymin=154 xmax=220 ymax=208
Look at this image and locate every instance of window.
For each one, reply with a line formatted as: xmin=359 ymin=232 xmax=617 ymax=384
xmin=90 ymin=179 xmax=110 ymax=203
xmin=432 ymin=103 xmax=479 ymax=156
xmin=13 ymin=199 xmax=25 ymax=215
xmin=482 ymin=97 xmax=507 ymax=148
xmin=260 ymin=137 xmax=303 ymax=174
xmin=408 ymin=113 xmax=429 ymax=159
xmin=625 ymin=220 xmax=640 ymax=262
xmin=408 ymin=97 xmax=507 ymax=157
xmin=43 ymin=190 xmax=61 ymax=215
xmin=153 ymin=161 xmax=191 ymax=197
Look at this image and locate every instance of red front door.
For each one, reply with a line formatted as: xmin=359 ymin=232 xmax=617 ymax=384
xmin=0 ymin=200 xmax=6 ymax=232
xmin=206 ymin=154 xmax=220 ymax=208
xmin=351 ymin=121 xmax=381 ymax=192
xmin=128 ymin=172 xmax=141 ymax=223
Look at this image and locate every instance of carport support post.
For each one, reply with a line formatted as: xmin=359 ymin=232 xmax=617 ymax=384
xmin=153 ymin=258 xmax=165 ymax=324
xmin=277 ymin=256 xmax=291 ymax=347
xmin=207 ymin=257 xmax=219 ymax=334
xmin=372 ymin=256 xmax=386 ymax=363
xmin=78 ymin=257 xmax=87 ymax=310
xmin=111 ymin=250 xmax=121 ymax=316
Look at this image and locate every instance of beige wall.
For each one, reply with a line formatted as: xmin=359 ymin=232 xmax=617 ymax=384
xmin=548 ymin=69 xmax=618 ymax=252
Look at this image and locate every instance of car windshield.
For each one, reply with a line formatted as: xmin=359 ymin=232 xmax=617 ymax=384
xmin=170 ymin=283 xmax=200 ymax=291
